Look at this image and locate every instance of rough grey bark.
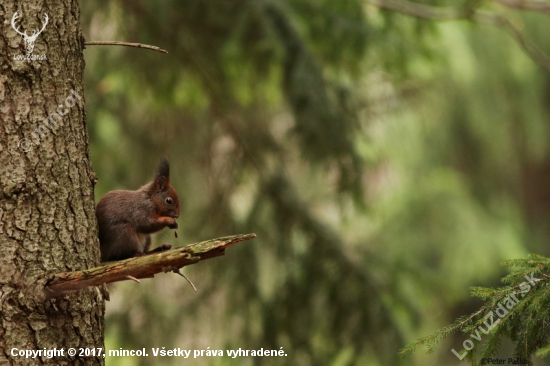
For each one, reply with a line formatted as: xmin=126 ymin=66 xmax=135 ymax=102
xmin=0 ymin=1 xmax=105 ymax=365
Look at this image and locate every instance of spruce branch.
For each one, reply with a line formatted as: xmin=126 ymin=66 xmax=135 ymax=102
xmin=535 ymin=342 xmax=550 ymax=357
xmin=401 ymin=254 xmax=550 ymax=363
xmin=399 ymin=312 xmax=482 ymax=356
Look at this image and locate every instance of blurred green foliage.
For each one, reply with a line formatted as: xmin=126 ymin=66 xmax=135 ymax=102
xmin=80 ymin=0 xmax=550 ymax=364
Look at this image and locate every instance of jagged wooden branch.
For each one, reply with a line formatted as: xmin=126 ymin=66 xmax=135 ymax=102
xmin=46 ymin=233 xmax=256 ymax=294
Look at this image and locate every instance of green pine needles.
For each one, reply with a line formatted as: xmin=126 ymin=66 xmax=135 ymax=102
xmin=400 ymin=254 xmax=550 ymax=365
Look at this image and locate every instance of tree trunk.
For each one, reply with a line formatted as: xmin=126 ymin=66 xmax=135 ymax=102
xmin=0 ymin=1 xmax=105 ymax=365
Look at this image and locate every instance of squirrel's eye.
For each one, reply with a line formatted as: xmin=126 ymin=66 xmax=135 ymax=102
xmin=165 ymin=197 xmax=173 ymax=204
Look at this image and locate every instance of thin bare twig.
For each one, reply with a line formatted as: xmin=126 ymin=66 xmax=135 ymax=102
xmin=125 ymin=275 xmax=140 ymax=283
xmin=85 ymin=41 xmax=168 ymax=54
xmin=174 ymin=269 xmax=198 ymax=292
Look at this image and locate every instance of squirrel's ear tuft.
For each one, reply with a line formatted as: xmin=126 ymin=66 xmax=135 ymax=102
xmin=154 ymin=158 xmax=170 ymax=190
xmin=157 ymin=158 xmax=170 ymax=178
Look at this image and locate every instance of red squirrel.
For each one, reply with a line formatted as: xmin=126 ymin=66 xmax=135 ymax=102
xmin=96 ymin=158 xmax=180 ymax=262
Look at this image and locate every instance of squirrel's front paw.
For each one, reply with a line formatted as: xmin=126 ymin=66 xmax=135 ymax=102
xmin=168 ymin=218 xmax=178 ymax=229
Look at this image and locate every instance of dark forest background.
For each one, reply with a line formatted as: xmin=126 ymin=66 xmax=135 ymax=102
xmin=80 ymin=1 xmax=550 ymax=365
